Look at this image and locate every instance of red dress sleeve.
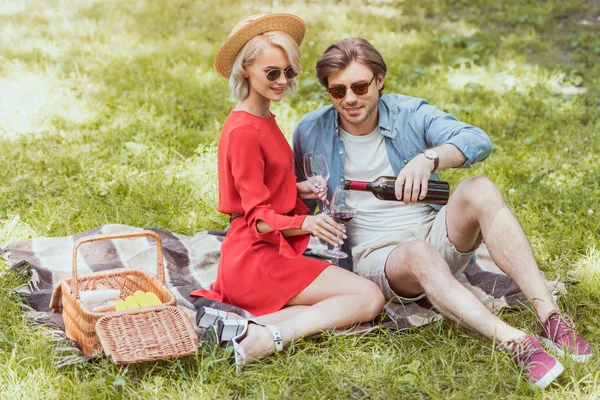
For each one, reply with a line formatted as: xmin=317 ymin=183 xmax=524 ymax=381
xmin=228 ymin=126 xmax=309 ymax=257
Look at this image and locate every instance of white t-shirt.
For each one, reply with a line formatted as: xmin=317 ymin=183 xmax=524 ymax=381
xmin=339 ymin=127 xmax=432 ymax=248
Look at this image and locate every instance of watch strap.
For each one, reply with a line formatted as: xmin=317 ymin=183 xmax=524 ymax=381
xmin=422 ymin=150 xmax=439 ymax=171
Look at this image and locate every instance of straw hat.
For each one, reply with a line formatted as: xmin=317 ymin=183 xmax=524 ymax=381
xmin=214 ymin=13 xmax=306 ymax=79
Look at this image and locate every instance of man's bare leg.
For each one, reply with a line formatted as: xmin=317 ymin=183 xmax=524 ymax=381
xmin=385 ymin=240 xmax=525 ymax=343
xmin=444 ymin=176 xmax=558 ymax=321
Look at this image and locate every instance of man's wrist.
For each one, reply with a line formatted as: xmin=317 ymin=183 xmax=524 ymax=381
xmin=421 ymin=149 xmax=439 ymax=171
xmin=422 ymin=154 xmax=435 ymax=171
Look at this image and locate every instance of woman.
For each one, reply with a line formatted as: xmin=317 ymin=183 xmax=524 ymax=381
xmin=190 ymin=13 xmax=384 ymax=372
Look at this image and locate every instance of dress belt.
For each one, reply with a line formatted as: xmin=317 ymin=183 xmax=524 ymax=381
xmin=229 ymin=211 xmax=293 ymax=222
xmin=229 ymin=213 xmax=243 ymax=222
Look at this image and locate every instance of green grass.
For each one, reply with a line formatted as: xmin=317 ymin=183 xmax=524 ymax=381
xmin=1 ymin=0 xmax=599 ymax=398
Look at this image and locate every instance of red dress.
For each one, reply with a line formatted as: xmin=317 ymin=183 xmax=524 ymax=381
xmin=190 ymin=111 xmax=329 ymax=316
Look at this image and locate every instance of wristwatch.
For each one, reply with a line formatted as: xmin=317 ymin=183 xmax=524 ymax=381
xmin=421 ymin=149 xmax=439 ymax=171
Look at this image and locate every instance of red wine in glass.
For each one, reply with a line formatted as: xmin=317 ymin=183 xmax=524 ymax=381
xmin=332 ymin=211 xmax=356 ymax=224
xmin=320 ymin=187 xmax=359 ymax=260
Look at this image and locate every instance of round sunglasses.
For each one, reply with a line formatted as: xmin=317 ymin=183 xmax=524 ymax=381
xmin=326 ymin=75 xmax=376 ymax=99
xmin=265 ymin=67 xmax=298 ymax=82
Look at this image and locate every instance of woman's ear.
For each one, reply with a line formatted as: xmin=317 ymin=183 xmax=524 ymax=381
xmin=241 ymin=67 xmax=249 ymax=78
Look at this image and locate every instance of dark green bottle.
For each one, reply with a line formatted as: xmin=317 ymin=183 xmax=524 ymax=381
xmin=343 ymin=176 xmax=450 ymax=205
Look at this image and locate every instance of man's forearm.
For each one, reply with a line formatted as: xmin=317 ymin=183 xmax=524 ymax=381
xmin=433 ymin=143 xmax=467 ymax=171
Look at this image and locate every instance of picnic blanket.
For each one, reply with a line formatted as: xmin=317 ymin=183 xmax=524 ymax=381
xmin=1 ymin=223 xmax=565 ymax=366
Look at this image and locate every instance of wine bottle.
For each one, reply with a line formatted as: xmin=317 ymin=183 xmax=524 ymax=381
xmin=343 ymin=176 xmax=450 ymax=205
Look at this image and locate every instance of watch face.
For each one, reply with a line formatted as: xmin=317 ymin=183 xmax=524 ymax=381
xmin=424 ymin=149 xmax=438 ymax=159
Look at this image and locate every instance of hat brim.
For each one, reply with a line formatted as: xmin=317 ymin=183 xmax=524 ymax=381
xmin=215 ymin=13 xmax=306 ymax=79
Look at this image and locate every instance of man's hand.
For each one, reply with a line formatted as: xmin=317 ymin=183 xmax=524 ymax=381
xmin=301 ymin=214 xmax=346 ymax=247
xmin=395 ymin=153 xmax=435 ymax=204
xmin=297 ymin=180 xmax=328 ymax=203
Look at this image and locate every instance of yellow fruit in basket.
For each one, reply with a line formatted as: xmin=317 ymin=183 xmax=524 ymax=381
xmin=124 ymin=295 xmax=140 ymax=309
xmin=115 ymin=300 xmax=128 ymax=311
xmin=133 ymin=291 xmax=149 ymax=307
xmin=145 ymin=292 xmax=162 ymax=306
xmin=131 ymin=291 xmax=162 ymax=308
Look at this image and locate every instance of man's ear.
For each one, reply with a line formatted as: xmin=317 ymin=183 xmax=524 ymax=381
xmin=376 ymin=74 xmax=385 ymax=90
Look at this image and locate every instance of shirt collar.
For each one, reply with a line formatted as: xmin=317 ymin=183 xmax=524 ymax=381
xmin=377 ymin=97 xmax=393 ymax=137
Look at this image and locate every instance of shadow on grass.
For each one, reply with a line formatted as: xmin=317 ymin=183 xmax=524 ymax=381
xmin=1 ymin=2 xmax=600 ymax=398
xmin=0 ymin=0 xmax=599 ymax=239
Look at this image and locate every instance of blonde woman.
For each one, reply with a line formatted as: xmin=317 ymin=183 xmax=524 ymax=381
xmin=190 ymin=13 xmax=384 ymax=371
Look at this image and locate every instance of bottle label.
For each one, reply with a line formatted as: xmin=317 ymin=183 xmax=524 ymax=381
xmin=348 ymin=181 xmax=368 ymax=191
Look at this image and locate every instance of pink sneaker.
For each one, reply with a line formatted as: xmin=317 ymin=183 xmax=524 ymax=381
xmin=539 ymin=310 xmax=593 ymax=362
xmin=499 ymin=335 xmax=564 ymax=389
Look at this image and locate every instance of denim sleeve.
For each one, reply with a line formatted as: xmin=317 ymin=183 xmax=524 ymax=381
xmin=292 ymin=124 xmax=306 ymax=183
xmin=292 ymin=123 xmax=318 ymax=213
xmin=417 ymin=102 xmax=492 ymax=167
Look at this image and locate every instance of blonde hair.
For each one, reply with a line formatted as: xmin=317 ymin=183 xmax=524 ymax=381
xmin=229 ymin=30 xmax=301 ymax=101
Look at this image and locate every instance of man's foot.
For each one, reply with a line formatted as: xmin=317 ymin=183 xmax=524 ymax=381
xmin=499 ymin=335 xmax=564 ymax=389
xmin=538 ymin=310 xmax=593 ymax=362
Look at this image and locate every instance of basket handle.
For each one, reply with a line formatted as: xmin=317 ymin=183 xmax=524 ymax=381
xmin=71 ymin=230 xmax=165 ymax=299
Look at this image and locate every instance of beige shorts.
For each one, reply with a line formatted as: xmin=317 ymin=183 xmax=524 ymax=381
xmin=351 ymin=207 xmax=481 ymax=304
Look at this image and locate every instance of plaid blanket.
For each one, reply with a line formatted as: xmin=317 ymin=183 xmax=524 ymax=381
xmin=1 ymin=223 xmax=565 ymax=365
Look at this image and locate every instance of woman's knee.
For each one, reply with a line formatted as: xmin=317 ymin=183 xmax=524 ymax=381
xmin=356 ymin=278 xmax=385 ymax=319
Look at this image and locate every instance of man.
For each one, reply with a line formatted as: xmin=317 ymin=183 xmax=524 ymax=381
xmin=292 ymin=38 xmax=592 ymax=389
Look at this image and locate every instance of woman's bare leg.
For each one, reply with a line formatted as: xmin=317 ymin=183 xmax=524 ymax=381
xmin=254 ymin=305 xmax=310 ymax=325
xmin=237 ymin=266 xmax=385 ymax=361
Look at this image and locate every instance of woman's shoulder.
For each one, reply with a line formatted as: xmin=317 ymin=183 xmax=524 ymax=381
xmin=223 ymin=111 xmax=258 ymax=130
xmin=223 ymin=111 xmax=276 ymax=140
xmin=220 ymin=116 xmax=265 ymax=151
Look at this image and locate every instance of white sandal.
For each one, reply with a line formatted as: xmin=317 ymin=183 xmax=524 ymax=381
xmin=217 ymin=319 xmax=248 ymax=346
xmin=196 ymin=306 xmax=228 ymax=328
xmin=229 ymin=320 xmax=283 ymax=373
xmin=197 ymin=307 xmax=245 ymax=346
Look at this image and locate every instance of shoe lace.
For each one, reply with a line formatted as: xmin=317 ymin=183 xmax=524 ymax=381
xmin=499 ymin=336 xmax=538 ymax=365
xmin=547 ymin=312 xmax=580 ymax=342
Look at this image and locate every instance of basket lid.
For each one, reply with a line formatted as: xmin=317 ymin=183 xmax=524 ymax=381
xmin=96 ymin=306 xmax=198 ymax=364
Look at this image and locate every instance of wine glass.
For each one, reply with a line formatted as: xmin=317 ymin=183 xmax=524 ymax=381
xmin=303 ymin=152 xmax=330 ymax=214
xmin=320 ymin=187 xmax=359 ymax=260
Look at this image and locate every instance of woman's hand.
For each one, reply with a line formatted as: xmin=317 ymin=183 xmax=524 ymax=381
xmin=297 ymin=180 xmax=328 ymax=203
xmin=301 ymin=214 xmax=347 ymax=247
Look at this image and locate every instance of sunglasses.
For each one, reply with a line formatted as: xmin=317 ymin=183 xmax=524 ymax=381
xmin=266 ymin=67 xmax=298 ymax=82
xmin=326 ymin=75 xmax=376 ymax=99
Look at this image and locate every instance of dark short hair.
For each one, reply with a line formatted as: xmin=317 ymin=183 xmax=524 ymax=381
xmin=316 ymin=38 xmax=387 ymax=96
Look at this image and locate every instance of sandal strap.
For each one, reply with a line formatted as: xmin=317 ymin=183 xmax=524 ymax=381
xmin=197 ymin=307 xmax=228 ymax=328
xmin=265 ymin=325 xmax=283 ymax=352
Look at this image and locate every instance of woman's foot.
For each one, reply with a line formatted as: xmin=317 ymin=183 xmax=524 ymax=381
xmin=235 ymin=324 xmax=280 ymax=365
xmin=230 ymin=321 xmax=284 ymax=372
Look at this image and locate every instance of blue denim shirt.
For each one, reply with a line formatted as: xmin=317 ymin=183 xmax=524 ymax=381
xmin=292 ymin=94 xmax=493 ymax=269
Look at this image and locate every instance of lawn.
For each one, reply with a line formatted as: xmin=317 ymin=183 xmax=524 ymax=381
xmin=1 ymin=0 xmax=599 ymax=398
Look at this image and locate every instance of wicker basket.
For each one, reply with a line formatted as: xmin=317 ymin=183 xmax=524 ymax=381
xmin=58 ymin=230 xmax=176 ymax=356
xmin=96 ymin=306 xmax=198 ymax=364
